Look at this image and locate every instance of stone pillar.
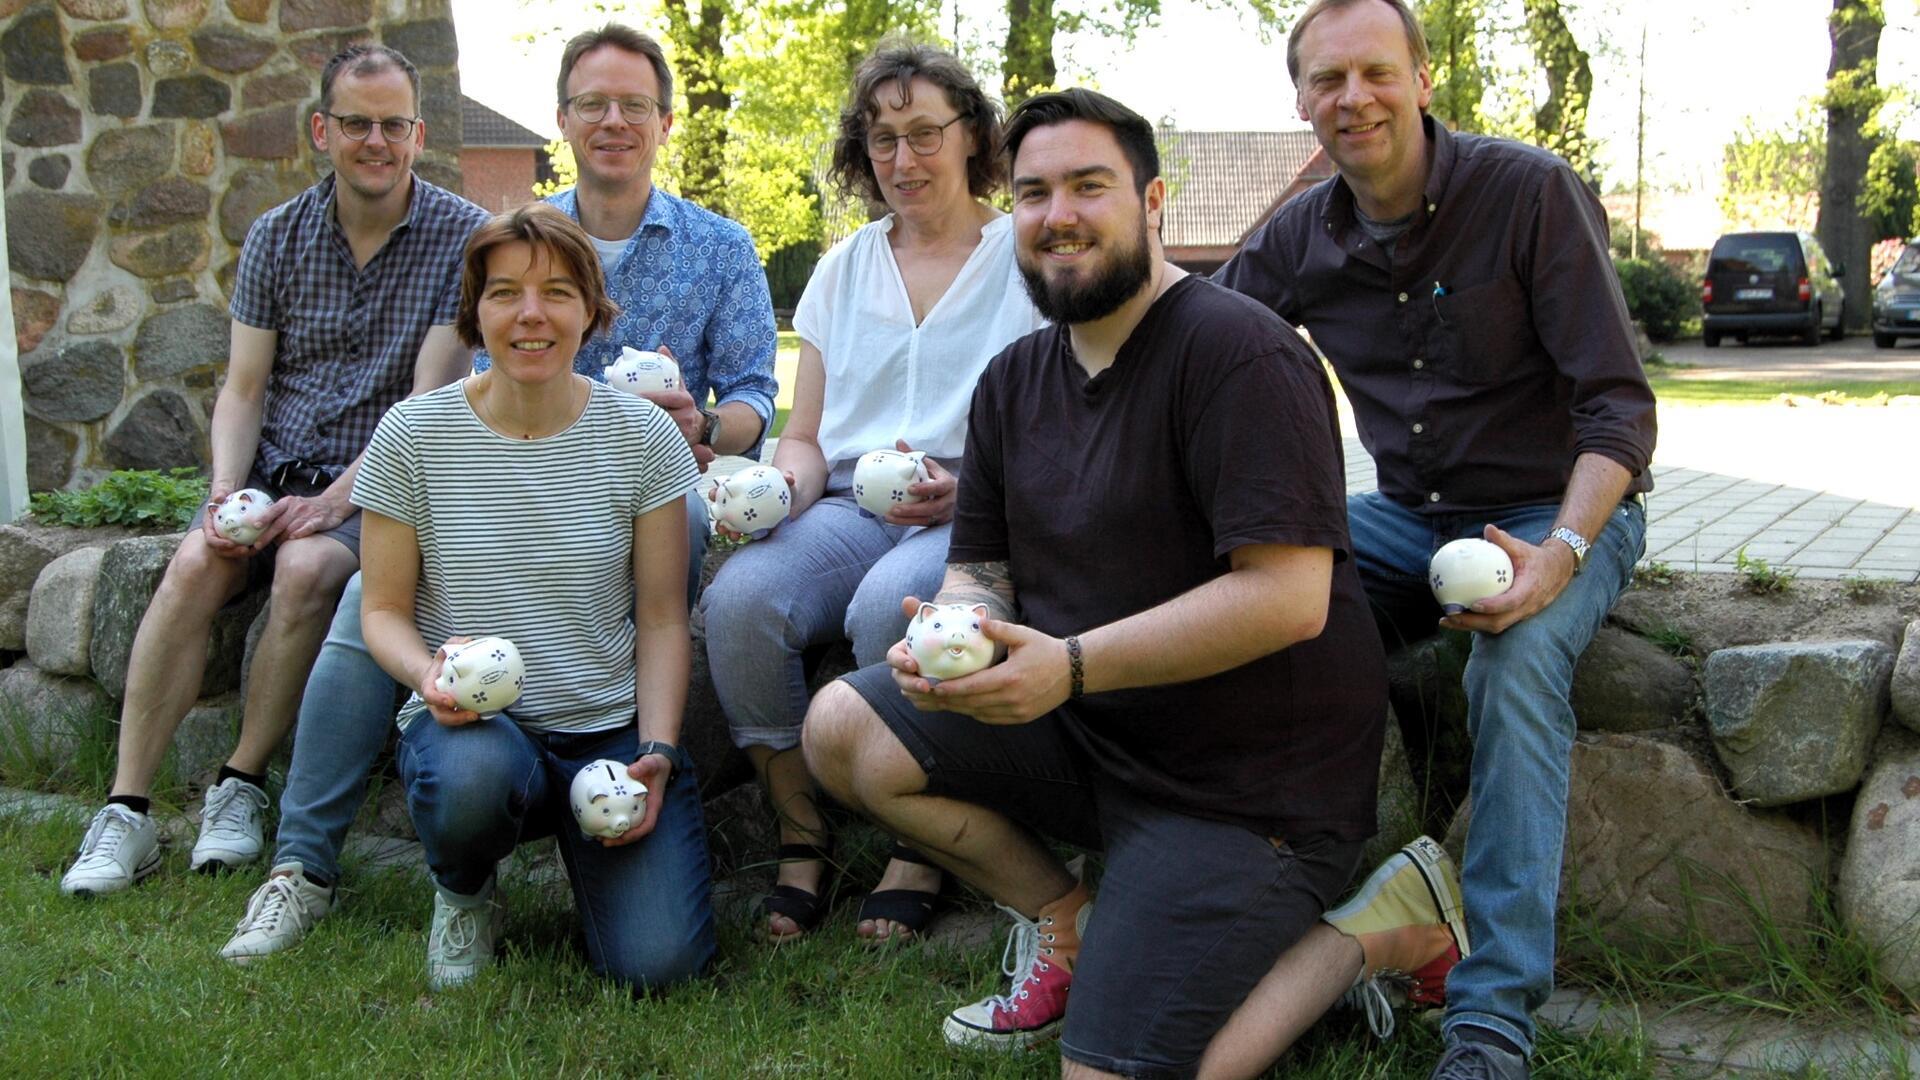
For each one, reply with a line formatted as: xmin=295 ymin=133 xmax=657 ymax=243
xmin=2 ymin=0 xmax=463 ymax=493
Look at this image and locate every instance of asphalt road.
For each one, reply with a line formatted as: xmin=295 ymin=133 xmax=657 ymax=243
xmin=1658 ymin=333 xmax=1920 ymax=382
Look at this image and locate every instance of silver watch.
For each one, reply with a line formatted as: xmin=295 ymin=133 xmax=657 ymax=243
xmin=1546 ymin=526 xmax=1591 ymax=573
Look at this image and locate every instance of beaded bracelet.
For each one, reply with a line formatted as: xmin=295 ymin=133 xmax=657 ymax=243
xmin=1065 ymin=635 xmax=1084 ymax=699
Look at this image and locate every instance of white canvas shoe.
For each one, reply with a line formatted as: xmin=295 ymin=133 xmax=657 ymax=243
xmin=221 ymin=864 xmax=335 ymax=963
xmin=190 ymin=777 xmax=269 ymax=873
xmin=60 ymin=804 xmax=161 ymax=896
xmin=427 ymin=879 xmax=503 ymax=990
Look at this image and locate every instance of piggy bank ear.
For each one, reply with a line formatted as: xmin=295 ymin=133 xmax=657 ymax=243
xmin=968 ymin=604 xmax=989 ymax=620
xmin=915 ymin=602 xmax=937 ymax=623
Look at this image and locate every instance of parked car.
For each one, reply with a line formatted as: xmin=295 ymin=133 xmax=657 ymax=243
xmin=1700 ymin=231 xmax=1845 ymax=346
xmin=1871 ymin=240 xmax=1920 ymax=349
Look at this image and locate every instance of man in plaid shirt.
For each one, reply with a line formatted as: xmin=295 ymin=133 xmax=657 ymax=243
xmin=60 ymin=44 xmax=489 ymax=898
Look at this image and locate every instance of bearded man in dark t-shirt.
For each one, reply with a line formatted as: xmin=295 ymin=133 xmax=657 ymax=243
xmin=803 ymin=89 xmax=1469 ymax=1080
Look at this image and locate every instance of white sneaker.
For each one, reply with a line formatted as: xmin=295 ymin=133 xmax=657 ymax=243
xmin=190 ymin=777 xmax=269 ymax=873
xmin=427 ymin=880 xmax=503 ymax=990
xmin=60 ymin=804 xmax=162 ymax=896
xmin=221 ymin=863 xmax=335 ymax=964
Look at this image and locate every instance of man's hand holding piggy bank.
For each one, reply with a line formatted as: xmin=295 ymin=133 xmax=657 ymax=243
xmin=210 ymin=488 xmax=276 ymax=548
xmin=889 ymin=596 xmax=1073 ymax=726
xmin=604 ymin=346 xmax=681 ymax=396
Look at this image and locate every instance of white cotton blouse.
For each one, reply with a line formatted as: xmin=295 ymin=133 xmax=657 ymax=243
xmin=796 ymin=213 xmax=1046 ymax=465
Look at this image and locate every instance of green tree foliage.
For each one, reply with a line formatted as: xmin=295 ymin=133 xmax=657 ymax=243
xmin=1718 ymin=111 xmax=1824 ymax=231
xmin=1419 ymin=0 xmax=1486 ymax=131
xmin=1860 ymin=138 xmax=1919 ymax=241
xmin=1520 ymin=0 xmax=1594 ymax=181
xmin=1611 ymin=257 xmax=1696 ymax=343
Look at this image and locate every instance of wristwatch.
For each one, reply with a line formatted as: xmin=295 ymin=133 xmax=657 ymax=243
xmin=697 ymin=406 xmax=722 ymax=448
xmin=1546 ymin=526 xmax=1591 ymax=573
xmin=637 ymin=740 xmax=688 ymax=773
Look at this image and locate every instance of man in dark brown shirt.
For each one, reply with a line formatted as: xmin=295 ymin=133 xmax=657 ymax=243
xmin=1214 ymin=2 xmax=1657 ymax=1078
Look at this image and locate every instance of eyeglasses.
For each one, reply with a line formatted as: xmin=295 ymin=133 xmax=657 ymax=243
xmin=865 ymin=115 xmax=964 ymax=160
xmin=327 ymin=113 xmax=419 ymax=142
xmin=566 ymin=93 xmax=664 ymax=125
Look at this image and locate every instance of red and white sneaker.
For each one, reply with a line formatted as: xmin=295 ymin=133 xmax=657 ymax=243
xmin=942 ymin=897 xmax=1089 ymax=1050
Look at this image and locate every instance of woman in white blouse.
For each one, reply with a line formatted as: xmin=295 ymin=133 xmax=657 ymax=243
xmin=700 ymin=39 xmax=1043 ymax=942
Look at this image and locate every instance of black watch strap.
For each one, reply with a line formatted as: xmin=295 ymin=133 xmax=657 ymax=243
xmin=697 ymin=407 xmax=721 ymax=447
xmin=637 ymin=740 xmax=687 ymax=773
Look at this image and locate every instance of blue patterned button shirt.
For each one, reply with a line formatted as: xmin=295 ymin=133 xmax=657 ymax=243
xmin=228 ymin=173 xmax=490 ymax=478
xmin=475 ymin=186 xmax=780 ymax=458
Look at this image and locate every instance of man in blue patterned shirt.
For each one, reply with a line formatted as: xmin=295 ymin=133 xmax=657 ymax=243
xmin=62 ymin=45 xmax=489 ymax=900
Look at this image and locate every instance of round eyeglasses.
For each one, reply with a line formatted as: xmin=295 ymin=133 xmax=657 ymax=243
xmin=566 ymin=93 xmax=664 ymax=125
xmin=327 ymin=113 xmax=419 ymax=142
xmin=865 ymin=115 xmax=964 ymax=160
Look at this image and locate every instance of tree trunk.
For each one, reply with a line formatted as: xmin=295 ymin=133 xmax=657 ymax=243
xmin=1522 ymin=0 xmax=1594 ymax=182
xmin=1003 ymin=0 xmax=1057 ymax=109
xmin=1817 ymin=0 xmax=1884 ymax=333
xmin=665 ymin=0 xmax=732 ymax=213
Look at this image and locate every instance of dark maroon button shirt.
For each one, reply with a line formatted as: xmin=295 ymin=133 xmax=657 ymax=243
xmin=1215 ymin=117 xmax=1657 ymax=515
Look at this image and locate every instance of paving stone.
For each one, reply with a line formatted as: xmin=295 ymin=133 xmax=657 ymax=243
xmin=7 ymin=88 xmax=82 ymax=147
xmin=5 ymin=190 xmax=102 ymax=282
xmin=27 ymin=153 xmax=70 ymax=189
xmin=2 ymin=5 xmax=70 ymax=85
xmin=152 ymin=74 xmax=232 ymax=119
xmin=21 ymin=339 xmax=124 ymax=422
xmin=88 ymin=61 xmax=142 ymax=118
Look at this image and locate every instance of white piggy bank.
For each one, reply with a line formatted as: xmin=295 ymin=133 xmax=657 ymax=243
xmin=603 ymin=347 xmax=681 ymax=396
xmin=569 ymin=758 xmax=648 ymax=840
xmin=711 ymin=465 xmax=791 ymax=538
xmin=904 ymin=602 xmax=1002 ymax=682
xmin=1429 ymin=538 xmax=1514 ymax=614
xmin=435 ymin=636 xmax=525 ymax=714
xmin=852 ymin=449 xmax=931 ymax=519
xmin=212 ymin=488 xmax=275 ymax=546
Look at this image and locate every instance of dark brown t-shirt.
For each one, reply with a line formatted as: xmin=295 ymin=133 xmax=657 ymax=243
xmin=951 ymin=276 xmax=1386 ymax=841
xmin=1215 ymin=117 xmax=1657 ymax=515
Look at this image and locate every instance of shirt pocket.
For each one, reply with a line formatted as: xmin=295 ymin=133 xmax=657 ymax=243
xmin=1430 ymin=275 xmax=1534 ymax=385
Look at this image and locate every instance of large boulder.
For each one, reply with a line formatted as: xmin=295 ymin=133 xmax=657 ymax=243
xmin=1837 ymin=726 xmax=1920 ymax=998
xmin=25 ymin=545 xmax=107 ymax=675
xmin=1704 ymin=640 xmax=1893 ymax=806
xmin=1383 ymin=630 xmax=1474 ymax=836
xmin=1570 ymin=625 xmax=1695 ymax=733
xmin=0 ymin=524 xmax=61 ymax=649
xmin=88 ymin=535 xmax=268 ymax=699
xmin=1560 ymin=732 xmax=1824 ymax=958
xmin=0 ymin=660 xmax=114 ymax=761
xmin=1893 ymin=619 xmax=1920 ymax=736
xmin=171 ymin=692 xmax=244 ymax=785
xmin=1361 ymin=706 xmax=1423 ymax=871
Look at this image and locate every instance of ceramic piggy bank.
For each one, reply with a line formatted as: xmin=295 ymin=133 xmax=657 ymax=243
xmin=569 ymin=758 xmax=648 ymax=840
xmin=436 ymin=636 xmax=525 ymax=714
xmin=904 ymin=602 xmax=1002 ymax=683
xmin=711 ymin=465 xmax=791 ymax=538
xmin=852 ymin=449 xmax=930 ymax=519
xmin=1429 ymin=538 xmax=1514 ymax=615
xmin=603 ymin=347 xmax=681 ymax=396
xmin=212 ymin=488 xmax=275 ymax=546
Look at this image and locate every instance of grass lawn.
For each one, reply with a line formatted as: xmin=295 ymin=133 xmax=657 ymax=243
xmin=0 ymin=804 xmax=1680 ymax=1078
xmin=1648 ymin=374 xmax=1920 ymax=405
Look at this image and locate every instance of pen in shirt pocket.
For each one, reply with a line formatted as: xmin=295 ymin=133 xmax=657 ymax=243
xmin=1431 ymin=280 xmax=1448 ymax=323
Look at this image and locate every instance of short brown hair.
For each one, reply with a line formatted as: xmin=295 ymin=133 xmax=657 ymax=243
xmin=454 ymin=203 xmax=619 ymax=351
xmin=1286 ymin=0 xmax=1430 ymax=86
xmin=828 ymin=38 xmax=1005 ymax=203
xmin=557 ymin=23 xmax=674 ymax=114
xmin=320 ymin=44 xmax=419 ymax=114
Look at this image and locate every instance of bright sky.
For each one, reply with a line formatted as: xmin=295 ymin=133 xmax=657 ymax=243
xmin=454 ymin=0 xmax=1920 ymax=195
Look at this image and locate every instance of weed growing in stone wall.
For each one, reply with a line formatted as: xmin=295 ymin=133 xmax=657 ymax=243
xmin=29 ymin=469 xmax=207 ymax=530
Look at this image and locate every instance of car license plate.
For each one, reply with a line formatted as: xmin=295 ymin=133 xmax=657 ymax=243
xmin=1735 ymin=287 xmax=1773 ymax=300
xmin=1902 ymin=307 xmax=1920 ymax=321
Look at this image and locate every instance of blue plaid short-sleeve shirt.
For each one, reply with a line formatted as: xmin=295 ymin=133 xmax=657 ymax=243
xmin=228 ymin=173 xmax=490 ymax=477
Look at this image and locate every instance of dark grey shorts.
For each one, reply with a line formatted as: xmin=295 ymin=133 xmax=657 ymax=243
xmin=841 ymin=663 xmax=1365 ymax=1079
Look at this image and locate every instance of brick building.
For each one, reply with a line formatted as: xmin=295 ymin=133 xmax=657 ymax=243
xmin=459 ymin=96 xmax=552 ymax=212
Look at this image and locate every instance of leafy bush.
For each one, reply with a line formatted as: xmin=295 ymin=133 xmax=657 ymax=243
xmin=29 ymin=468 xmax=208 ymax=530
xmin=1613 ymin=256 xmax=1698 ymax=343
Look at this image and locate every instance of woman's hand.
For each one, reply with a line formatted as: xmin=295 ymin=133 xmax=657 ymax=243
xmin=884 ymin=440 xmax=956 ymax=527
xmin=599 ymin=752 xmax=674 ymax=847
xmin=421 ymin=635 xmax=481 ymax=727
xmin=708 ymin=468 xmax=799 ymax=540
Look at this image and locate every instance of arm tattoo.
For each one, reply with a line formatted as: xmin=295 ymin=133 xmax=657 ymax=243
xmin=936 ymin=560 xmax=1017 ymax=623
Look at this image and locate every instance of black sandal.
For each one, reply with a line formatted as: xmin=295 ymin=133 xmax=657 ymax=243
xmin=857 ymin=842 xmax=943 ymax=942
xmin=761 ymin=842 xmax=834 ymax=939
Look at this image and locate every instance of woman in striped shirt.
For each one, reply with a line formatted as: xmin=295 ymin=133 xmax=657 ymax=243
xmin=355 ymin=203 xmax=714 ymax=992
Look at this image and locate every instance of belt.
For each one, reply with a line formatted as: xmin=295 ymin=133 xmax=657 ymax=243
xmin=270 ymin=460 xmax=336 ymax=494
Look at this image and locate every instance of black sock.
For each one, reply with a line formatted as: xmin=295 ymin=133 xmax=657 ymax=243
xmin=303 ymin=871 xmax=333 ymax=890
xmin=106 ymin=794 xmax=150 ymax=815
xmin=217 ymin=765 xmax=267 ymax=790
xmin=1457 ymin=1027 xmax=1524 ymax=1057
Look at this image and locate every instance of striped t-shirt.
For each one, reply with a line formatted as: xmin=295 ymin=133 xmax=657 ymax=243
xmin=353 ymin=378 xmax=700 ymax=733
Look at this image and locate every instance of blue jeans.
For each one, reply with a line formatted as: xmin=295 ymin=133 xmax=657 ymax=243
xmin=271 ymin=492 xmax=708 ymax=884
xmin=1345 ymin=491 xmax=1645 ymax=1056
xmin=396 ymin=713 xmax=717 ymax=990
xmin=700 ymin=491 xmax=949 ymax=750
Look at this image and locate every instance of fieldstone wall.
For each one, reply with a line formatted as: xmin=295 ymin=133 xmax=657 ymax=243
xmin=3 ymin=0 xmax=461 ymax=493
